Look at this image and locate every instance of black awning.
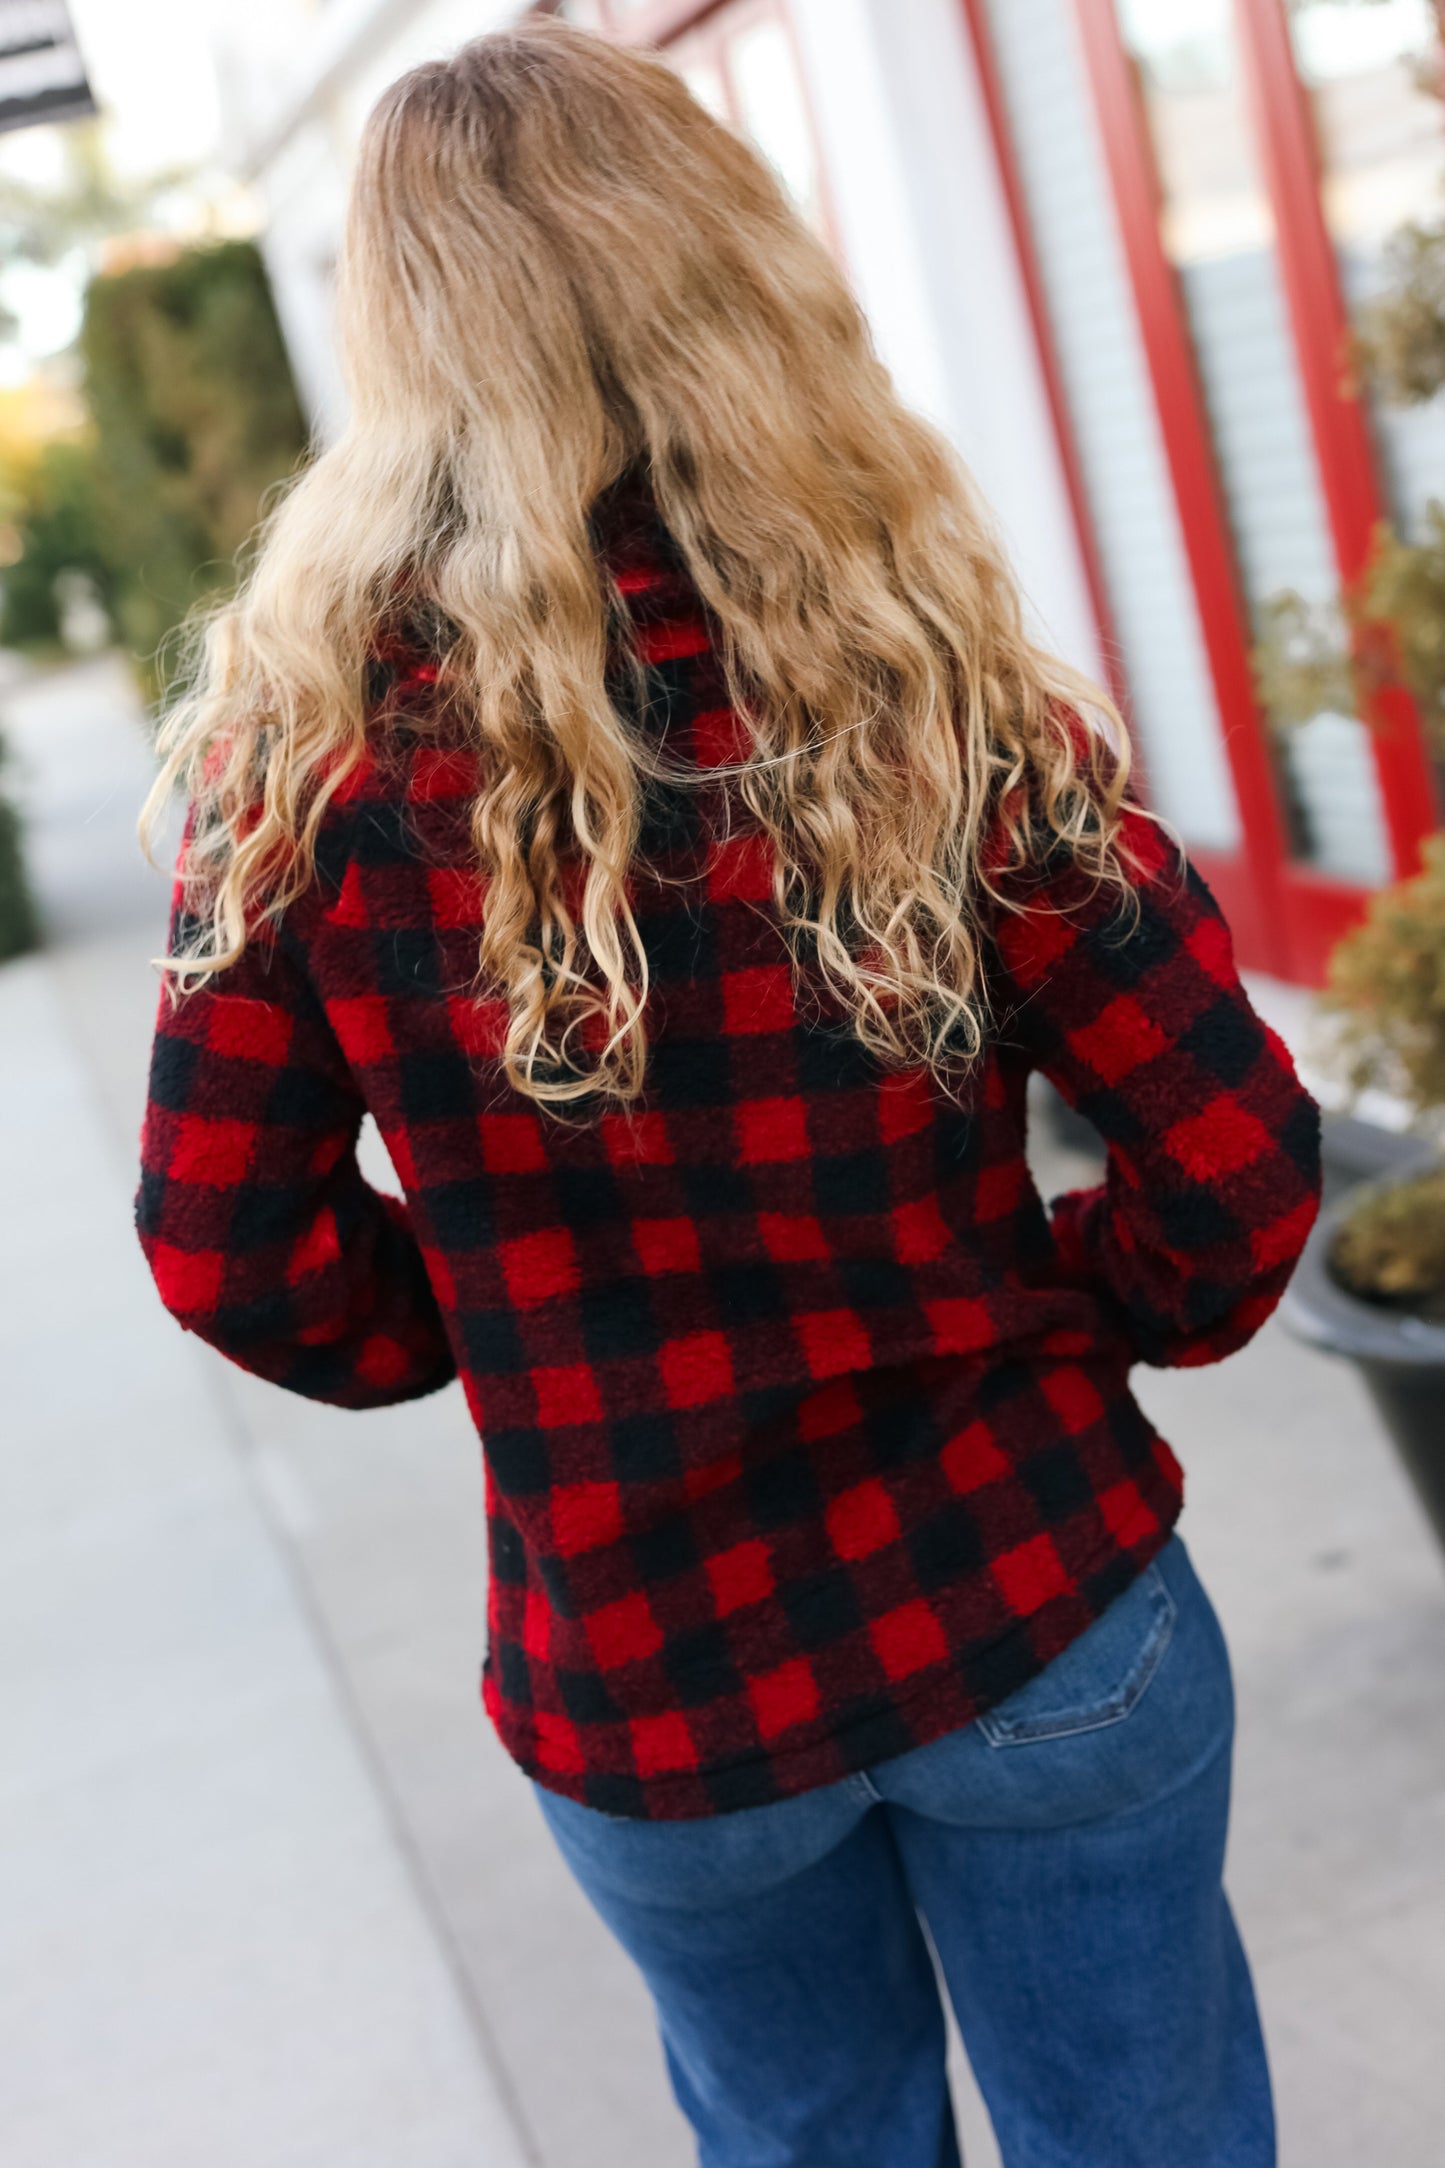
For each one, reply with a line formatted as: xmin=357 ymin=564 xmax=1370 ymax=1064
xmin=0 ymin=1 xmax=95 ymax=138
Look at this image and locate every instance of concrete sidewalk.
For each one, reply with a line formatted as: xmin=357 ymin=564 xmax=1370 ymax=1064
xmin=0 ymin=658 xmax=533 ymax=2168
xmin=4 ymin=653 xmax=1445 ymax=2167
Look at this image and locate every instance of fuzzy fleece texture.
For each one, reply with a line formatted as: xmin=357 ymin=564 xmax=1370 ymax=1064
xmin=136 ymin=478 xmax=1322 ymax=1818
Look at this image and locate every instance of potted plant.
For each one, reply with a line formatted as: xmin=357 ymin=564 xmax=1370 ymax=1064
xmin=1282 ymin=839 xmax=1445 ymax=1547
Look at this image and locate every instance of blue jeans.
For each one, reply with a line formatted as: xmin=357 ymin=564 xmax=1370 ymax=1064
xmin=532 ymin=1531 xmax=1274 ymax=2167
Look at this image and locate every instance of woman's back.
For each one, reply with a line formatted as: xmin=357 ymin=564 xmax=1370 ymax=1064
xmin=137 ymin=465 xmax=1318 ymax=1820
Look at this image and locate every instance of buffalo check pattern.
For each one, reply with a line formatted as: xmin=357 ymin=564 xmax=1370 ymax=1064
xmin=136 ymin=472 xmax=1322 ymax=1818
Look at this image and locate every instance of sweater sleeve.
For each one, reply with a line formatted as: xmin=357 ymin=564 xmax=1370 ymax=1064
xmin=135 ymin=843 xmax=457 ymax=1410
xmin=992 ymin=804 xmax=1322 ymax=1369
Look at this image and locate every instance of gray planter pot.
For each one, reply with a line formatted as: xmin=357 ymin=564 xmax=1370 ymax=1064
xmin=1281 ymin=1158 xmax=1445 ymax=1555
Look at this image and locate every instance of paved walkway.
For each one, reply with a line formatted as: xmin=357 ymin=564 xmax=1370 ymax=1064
xmin=4 ymin=653 xmax=1444 ymax=2167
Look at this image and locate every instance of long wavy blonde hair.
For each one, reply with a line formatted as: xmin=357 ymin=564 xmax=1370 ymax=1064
xmin=145 ymin=15 xmax=1136 ymax=1110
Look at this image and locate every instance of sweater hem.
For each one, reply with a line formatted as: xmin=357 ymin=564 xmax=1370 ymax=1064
xmin=485 ymin=1484 xmax=1184 ymax=1821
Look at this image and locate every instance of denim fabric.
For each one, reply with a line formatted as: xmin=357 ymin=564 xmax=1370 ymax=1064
xmin=532 ymin=1532 xmax=1275 ymax=2168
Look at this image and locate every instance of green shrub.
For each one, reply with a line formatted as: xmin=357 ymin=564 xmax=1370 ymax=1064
xmin=79 ymin=238 xmax=309 ymax=697
xmin=0 ymin=731 xmax=38 ymax=962
xmin=1326 ymin=831 xmax=1445 ymax=1121
xmin=1329 ymin=1167 xmax=1445 ymax=1318
xmin=0 ymin=436 xmax=114 ymax=652
xmin=1324 ymin=834 xmax=1445 ymax=1306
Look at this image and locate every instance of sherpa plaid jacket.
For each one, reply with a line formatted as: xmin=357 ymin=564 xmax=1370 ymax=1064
xmin=137 ymin=473 xmax=1322 ymax=1818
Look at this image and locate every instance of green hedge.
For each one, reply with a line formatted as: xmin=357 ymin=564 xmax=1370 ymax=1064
xmin=0 ymin=437 xmax=115 ymax=651
xmin=79 ymin=238 xmax=310 ymax=691
xmin=0 ymin=731 xmax=38 ymax=962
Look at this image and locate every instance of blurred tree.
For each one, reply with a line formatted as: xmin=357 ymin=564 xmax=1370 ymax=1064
xmin=0 ymin=381 xmax=92 ymax=964
xmin=0 ymin=435 xmax=114 ymax=650
xmin=0 ymin=128 xmax=279 ymax=964
xmin=79 ymin=238 xmax=309 ymax=695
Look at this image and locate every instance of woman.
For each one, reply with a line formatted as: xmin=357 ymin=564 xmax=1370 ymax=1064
xmin=137 ymin=21 xmax=1319 ymax=2167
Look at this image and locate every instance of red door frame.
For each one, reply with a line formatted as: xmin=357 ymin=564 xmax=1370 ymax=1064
xmin=962 ymin=0 xmax=1439 ymax=980
xmin=1069 ymin=0 xmax=1444 ymax=982
xmin=961 ymin=0 xmax=1287 ymax=971
xmin=1234 ymin=0 xmax=1438 ymax=881
xmin=1068 ymin=0 xmax=1293 ymax=975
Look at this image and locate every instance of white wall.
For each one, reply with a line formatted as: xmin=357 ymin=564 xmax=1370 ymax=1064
xmin=254 ymin=121 xmax=349 ymax=435
xmin=790 ymin=0 xmax=1106 ymax=680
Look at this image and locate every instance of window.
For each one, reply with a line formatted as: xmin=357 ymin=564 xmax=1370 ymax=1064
xmin=983 ymin=0 xmax=1242 ymax=858
xmin=1119 ymin=0 xmax=1389 ymax=885
xmin=971 ymin=0 xmax=1440 ymax=980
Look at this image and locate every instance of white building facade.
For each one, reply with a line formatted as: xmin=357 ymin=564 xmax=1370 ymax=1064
xmin=219 ymin=0 xmax=1445 ymax=990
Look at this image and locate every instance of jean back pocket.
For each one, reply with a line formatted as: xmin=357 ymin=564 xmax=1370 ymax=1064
xmin=976 ymin=1552 xmax=1177 ymax=1748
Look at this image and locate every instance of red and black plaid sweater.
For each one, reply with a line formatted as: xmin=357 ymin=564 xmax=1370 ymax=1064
xmin=137 ymin=479 xmax=1322 ymax=1818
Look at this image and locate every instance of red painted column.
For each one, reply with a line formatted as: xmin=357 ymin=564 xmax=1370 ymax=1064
xmin=1234 ymin=0 xmax=1439 ymax=876
xmin=1071 ymin=0 xmax=1291 ymax=974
